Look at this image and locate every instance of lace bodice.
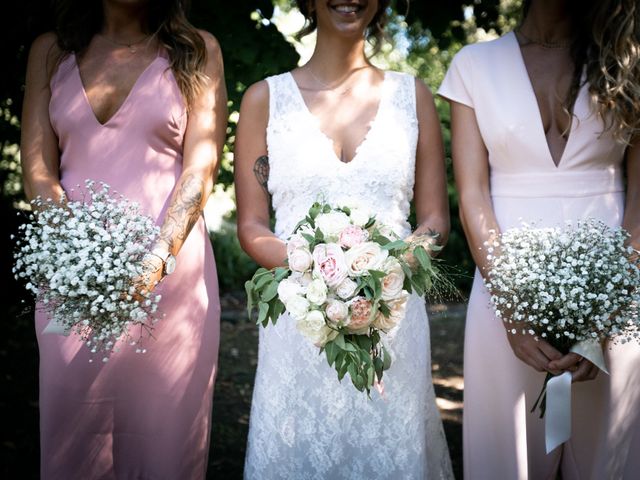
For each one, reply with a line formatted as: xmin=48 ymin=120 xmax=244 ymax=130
xmin=266 ymin=71 xmax=418 ymax=239
xmin=244 ymin=70 xmax=453 ymax=480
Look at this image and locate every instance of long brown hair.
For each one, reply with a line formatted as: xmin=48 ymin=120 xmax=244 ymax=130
xmin=294 ymin=0 xmax=392 ymax=55
xmin=53 ymin=0 xmax=207 ymax=107
xmin=524 ymin=0 xmax=640 ymax=142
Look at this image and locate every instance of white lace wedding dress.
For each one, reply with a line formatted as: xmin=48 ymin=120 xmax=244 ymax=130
xmin=243 ymin=71 xmax=453 ymax=480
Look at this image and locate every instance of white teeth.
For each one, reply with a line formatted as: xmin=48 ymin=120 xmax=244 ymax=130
xmin=334 ymin=5 xmax=359 ymax=14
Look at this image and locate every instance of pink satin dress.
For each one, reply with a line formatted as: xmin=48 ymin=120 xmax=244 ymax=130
xmin=37 ymin=50 xmax=220 ymax=479
xmin=439 ymin=31 xmax=640 ymax=479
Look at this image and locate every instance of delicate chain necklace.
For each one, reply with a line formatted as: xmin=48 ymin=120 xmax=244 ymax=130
xmin=99 ymin=33 xmax=153 ymax=54
xmin=516 ymin=28 xmax=572 ymax=49
xmin=307 ymin=66 xmax=369 ymax=96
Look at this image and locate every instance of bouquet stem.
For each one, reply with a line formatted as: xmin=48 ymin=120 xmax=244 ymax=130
xmin=531 ymin=371 xmax=554 ymax=418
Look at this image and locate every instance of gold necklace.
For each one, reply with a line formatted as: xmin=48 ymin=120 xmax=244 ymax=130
xmin=99 ymin=33 xmax=152 ymax=54
xmin=516 ymin=28 xmax=572 ymax=49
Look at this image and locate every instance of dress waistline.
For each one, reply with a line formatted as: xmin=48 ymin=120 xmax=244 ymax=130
xmin=490 ymin=169 xmax=624 ymax=198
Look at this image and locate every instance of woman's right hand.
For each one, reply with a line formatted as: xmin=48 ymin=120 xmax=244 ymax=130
xmin=505 ymin=330 xmax=565 ymax=375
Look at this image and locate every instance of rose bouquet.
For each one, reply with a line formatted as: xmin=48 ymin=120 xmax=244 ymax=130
xmin=246 ymin=202 xmax=448 ymax=394
xmin=484 ymin=218 xmax=640 ymax=451
xmin=13 ymin=180 xmax=162 ymax=361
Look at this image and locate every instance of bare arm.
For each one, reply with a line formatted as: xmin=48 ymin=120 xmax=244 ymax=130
xmin=153 ymin=32 xmax=227 ymax=258
xmin=234 ymin=81 xmax=287 ymax=269
xmin=410 ymin=79 xmax=449 ymax=250
xmin=623 ymin=139 xmax=640 ymax=251
xmin=20 ymin=33 xmax=64 ymax=202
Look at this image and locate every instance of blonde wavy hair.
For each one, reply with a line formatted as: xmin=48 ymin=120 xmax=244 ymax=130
xmin=586 ymin=0 xmax=640 ymax=142
xmin=524 ymin=0 xmax=640 ymax=142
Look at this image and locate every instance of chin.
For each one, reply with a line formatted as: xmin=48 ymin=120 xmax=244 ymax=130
xmin=315 ymin=0 xmax=379 ymax=38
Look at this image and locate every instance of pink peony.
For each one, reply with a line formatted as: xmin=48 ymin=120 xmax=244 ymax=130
xmin=312 ymin=243 xmax=348 ymax=288
xmin=338 ymin=225 xmax=369 ymax=249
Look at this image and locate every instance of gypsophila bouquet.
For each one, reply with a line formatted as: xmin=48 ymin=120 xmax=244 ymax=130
xmin=13 ymin=180 xmax=162 ymax=361
xmin=246 ymin=202 xmax=449 ymax=394
xmin=485 ymin=218 xmax=640 ymax=418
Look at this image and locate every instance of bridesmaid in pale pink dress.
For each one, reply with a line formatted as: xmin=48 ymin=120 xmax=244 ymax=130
xmin=439 ymin=0 xmax=640 ymax=478
xmin=20 ymin=0 xmax=227 ymax=478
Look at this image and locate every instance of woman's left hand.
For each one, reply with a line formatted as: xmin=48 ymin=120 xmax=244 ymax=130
xmin=548 ymin=353 xmax=600 ymax=382
xmin=132 ymin=255 xmax=164 ymax=299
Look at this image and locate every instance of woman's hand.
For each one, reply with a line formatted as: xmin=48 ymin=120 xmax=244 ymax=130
xmin=548 ymin=354 xmax=600 ymax=382
xmin=505 ymin=330 xmax=564 ymax=375
xmin=132 ymin=255 xmax=164 ymax=300
xmin=402 ymin=231 xmax=439 ymax=270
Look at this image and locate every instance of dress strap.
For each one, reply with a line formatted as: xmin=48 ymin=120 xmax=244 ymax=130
xmin=385 ymin=72 xmax=418 ymax=124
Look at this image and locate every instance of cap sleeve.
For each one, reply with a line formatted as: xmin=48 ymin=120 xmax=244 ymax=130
xmin=438 ymin=47 xmax=474 ymax=108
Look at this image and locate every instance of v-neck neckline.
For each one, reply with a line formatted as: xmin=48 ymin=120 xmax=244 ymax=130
xmin=287 ymin=71 xmax=388 ymax=166
xmin=73 ymin=53 xmax=161 ymax=127
xmin=509 ymin=31 xmax=583 ymax=169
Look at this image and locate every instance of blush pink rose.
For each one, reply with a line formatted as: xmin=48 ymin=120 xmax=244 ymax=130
xmin=348 ymin=296 xmax=373 ymax=333
xmin=338 ymin=225 xmax=369 ymax=249
xmin=312 ymin=243 xmax=348 ymax=288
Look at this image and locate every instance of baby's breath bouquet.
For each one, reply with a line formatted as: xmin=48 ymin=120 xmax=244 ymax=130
xmin=246 ymin=202 xmax=450 ymax=394
xmin=485 ymin=218 xmax=640 ymax=451
xmin=13 ymin=180 xmax=162 ymax=361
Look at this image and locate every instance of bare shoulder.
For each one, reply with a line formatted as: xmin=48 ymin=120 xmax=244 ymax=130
xmin=196 ymin=29 xmax=222 ymax=58
xmin=413 ymin=76 xmax=435 ymax=103
xmin=27 ymin=32 xmax=65 ymax=82
xmin=29 ymin=32 xmax=62 ymax=64
xmin=241 ymin=80 xmax=270 ymax=113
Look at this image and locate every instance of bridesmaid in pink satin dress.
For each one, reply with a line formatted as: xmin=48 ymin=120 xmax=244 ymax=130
xmin=439 ymin=0 xmax=640 ymax=478
xmin=20 ymin=1 xmax=227 ymax=478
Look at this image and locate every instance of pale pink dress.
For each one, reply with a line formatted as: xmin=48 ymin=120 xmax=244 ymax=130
xmin=439 ymin=32 xmax=640 ymax=479
xmin=37 ymin=50 xmax=220 ymax=479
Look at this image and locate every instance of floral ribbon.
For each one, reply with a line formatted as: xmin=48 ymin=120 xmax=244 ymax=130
xmin=545 ymin=339 xmax=609 ymax=453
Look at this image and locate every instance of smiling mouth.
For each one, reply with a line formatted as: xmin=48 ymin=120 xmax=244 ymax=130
xmin=331 ymin=3 xmax=364 ymax=14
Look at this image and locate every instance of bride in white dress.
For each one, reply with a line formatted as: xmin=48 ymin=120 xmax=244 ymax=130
xmin=234 ymin=1 xmax=453 ymax=478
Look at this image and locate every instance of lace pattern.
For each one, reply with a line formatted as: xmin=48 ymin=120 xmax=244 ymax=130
xmin=244 ymin=71 xmax=453 ymax=479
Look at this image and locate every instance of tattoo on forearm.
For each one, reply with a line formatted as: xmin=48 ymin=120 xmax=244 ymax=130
xmin=253 ymin=155 xmax=270 ymax=195
xmin=158 ymin=173 xmax=205 ymax=253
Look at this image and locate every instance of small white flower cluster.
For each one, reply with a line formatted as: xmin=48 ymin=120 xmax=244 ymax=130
xmin=13 ymin=180 xmax=162 ymax=360
xmin=280 ymin=205 xmax=408 ymax=347
xmin=485 ymin=218 xmax=640 ymax=349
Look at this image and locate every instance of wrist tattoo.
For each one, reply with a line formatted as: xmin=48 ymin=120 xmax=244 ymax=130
xmin=253 ymin=155 xmax=270 ymax=195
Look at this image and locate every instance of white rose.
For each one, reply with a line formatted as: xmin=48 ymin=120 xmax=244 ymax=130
xmin=286 ymin=295 xmax=310 ymax=320
xmin=325 ymin=298 xmax=349 ymax=326
xmin=373 ymin=294 xmax=408 ymax=331
xmin=286 ymin=233 xmax=309 ymax=255
xmin=349 ymin=207 xmax=371 ymax=227
xmin=277 ymin=278 xmax=305 ymax=304
xmin=381 ymin=257 xmax=405 ymax=301
xmin=290 ymin=270 xmax=313 ymax=287
xmin=315 ymin=212 xmax=351 ymax=240
xmin=344 ymin=242 xmax=388 ymax=276
xmin=306 ymin=278 xmax=328 ymax=305
xmin=296 ymin=309 xmax=337 ymax=346
xmin=288 ymin=247 xmax=313 ymax=272
xmin=335 ymin=278 xmax=358 ymax=299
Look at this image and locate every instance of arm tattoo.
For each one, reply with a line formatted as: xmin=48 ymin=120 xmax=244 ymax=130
xmin=157 ymin=173 xmax=205 ymax=253
xmin=253 ymin=155 xmax=270 ymax=195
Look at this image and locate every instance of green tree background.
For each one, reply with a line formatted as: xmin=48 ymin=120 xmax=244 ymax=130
xmin=0 ymin=1 xmax=521 ymax=477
